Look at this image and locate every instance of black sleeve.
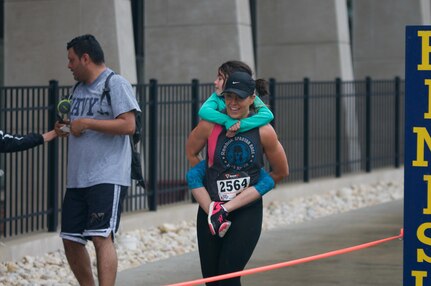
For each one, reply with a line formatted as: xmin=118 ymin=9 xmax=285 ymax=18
xmin=0 ymin=131 xmax=44 ymax=153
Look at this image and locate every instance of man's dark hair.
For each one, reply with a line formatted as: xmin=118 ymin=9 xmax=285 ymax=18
xmin=66 ymin=34 xmax=105 ymax=65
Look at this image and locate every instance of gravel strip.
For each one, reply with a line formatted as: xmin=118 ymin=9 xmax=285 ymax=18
xmin=0 ymin=179 xmax=403 ymax=286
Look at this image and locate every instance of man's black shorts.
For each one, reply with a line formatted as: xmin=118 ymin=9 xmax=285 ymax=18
xmin=60 ymin=184 xmax=127 ymax=245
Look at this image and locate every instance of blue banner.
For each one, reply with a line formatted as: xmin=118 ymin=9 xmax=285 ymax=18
xmin=404 ymin=26 xmax=431 ymax=285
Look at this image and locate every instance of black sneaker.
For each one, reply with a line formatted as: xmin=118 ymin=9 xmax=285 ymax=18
xmin=208 ymin=201 xmax=231 ymax=237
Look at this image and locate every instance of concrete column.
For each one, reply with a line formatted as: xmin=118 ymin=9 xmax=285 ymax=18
xmin=4 ymin=0 xmax=136 ymax=85
xmin=144 ymin=0 xmax=255 ymax=83
xmin=257 ymin=0 xmax=353 ymax=81
xmin=257 ymin=0 xmax=360 ymax=173
xmin=352 ymin=0 xmax=431 ymax=79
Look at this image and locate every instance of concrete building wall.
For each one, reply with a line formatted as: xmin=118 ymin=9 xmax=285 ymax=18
xmin=257 ymin=0 xmax=353 ymax=81
xmin=352 ymin=0 xmax=431 ymax=80
xmin=3 ymin=1 xmax=429 ymax=84
xmin=4 ymin=0 xmax=136 ymax=86
xmin=144 ymin=0 xmax=255 ymax=84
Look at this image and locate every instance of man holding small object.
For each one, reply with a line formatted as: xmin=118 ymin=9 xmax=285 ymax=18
xmin=55 ymin=34 xmax=140 ymax=286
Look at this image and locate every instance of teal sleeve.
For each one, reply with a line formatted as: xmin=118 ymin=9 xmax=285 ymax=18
xmin=238 ymin=95 xmax=274 ymax=133
xmin=199 ymin=93 xmax=238 ymax=129
xmin=186 ymin=160 xmax=207 ymax=189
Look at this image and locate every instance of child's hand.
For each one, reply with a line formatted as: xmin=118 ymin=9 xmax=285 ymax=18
xmin=226 ymin=121 xmax=240 ymax=138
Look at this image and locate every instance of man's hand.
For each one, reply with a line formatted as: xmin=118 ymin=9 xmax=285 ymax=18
xmin=54 ymin=120 xmax=70 ymax=138
xmin=70 ymin=118 xmax=88 ymax=137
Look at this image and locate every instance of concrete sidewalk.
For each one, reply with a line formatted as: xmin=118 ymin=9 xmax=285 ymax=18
xmin=117 ymin=199 xmax=403 ymax=286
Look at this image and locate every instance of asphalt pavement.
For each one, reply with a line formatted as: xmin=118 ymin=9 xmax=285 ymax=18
xmin=117 ymin=199 xmax=403 ymax=286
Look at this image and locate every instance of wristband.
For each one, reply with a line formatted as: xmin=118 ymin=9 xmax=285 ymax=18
xmin=186 ymin=160 xmax=207 ymax=189
xmin=254 ymin=168 xmax=275 ymax=196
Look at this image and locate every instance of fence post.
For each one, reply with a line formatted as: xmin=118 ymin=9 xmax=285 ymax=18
xmin=148 ymin=79 xmax=158 ymax=211
xmin=191 ymin=79 xmax=199 ymax=129
xmin=269 ymin=78 xmax=276 ymax=128
xmin=190 ymin=79 xmax=200 ymax=204
xmin=303 ymin=78 xmax=310 ymax=182
xmin=47 ymin=80 xmax=59 ymax=232
xmin=394 ymin=76 xmax=400 ymax=168
xmin=335 ymin=78 xmax=342 ymax=178
xmin=365 ymin=77 xmax=372 ymax=173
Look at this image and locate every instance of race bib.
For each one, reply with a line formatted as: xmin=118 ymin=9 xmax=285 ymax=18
xmin=216 ymin=172 xmax=250 ymax=201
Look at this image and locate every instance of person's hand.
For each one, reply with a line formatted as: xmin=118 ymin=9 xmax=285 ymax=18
xmin=42 ymin=130 xmax=58 ymax=142
xmin=226 ymin=121 xmax=240 ymax=138
xmin=208 ymin=201 xmax=231 ymax=237
xmin=54 ymin=120 xmax=70 ymax=138
xmin=70 ymin=118 xmax=88 ymax=137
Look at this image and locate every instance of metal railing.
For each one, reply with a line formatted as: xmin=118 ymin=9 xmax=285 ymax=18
xmin=0 ymin=77 xmax=405 ymax=238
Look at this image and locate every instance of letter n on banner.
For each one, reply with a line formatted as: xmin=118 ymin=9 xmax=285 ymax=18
xmin=405 ymin=26 xmax=431 ymax=285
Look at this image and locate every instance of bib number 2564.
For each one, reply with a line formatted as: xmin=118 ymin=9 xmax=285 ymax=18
xmin=217 ymin=177 xmax=250 ymax=201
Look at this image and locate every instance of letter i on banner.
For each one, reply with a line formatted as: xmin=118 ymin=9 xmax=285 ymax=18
xmin=405 ymin=26 xmax=431 ymax=285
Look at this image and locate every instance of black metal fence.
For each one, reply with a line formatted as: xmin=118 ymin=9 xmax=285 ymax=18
xmin=0 ymin=77 xmax=405 ymax=239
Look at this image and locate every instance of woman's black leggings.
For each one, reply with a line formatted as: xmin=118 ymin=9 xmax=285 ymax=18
xmin=196 ymin=199 xmax=263 ymax=286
